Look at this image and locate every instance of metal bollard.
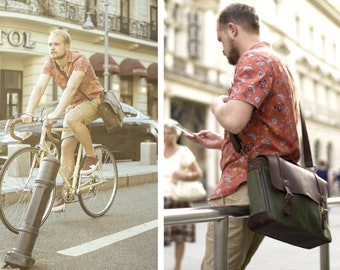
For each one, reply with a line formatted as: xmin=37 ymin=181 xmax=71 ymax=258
xmin=4 ymin=156 xmax=60 ymax=269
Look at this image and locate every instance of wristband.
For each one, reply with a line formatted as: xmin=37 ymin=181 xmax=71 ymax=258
xmin=24 ymin=113 xmax=34 ymax=117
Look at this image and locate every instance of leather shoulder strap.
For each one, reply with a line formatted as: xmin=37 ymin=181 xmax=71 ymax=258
xmin=54 ymin=62 xmax=92 ymax=101
xmin=299 ymin=104 xmax=313 ymax=168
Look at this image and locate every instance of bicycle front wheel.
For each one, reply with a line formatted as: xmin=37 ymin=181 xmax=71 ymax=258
xmin=78 ymin=145 xmax=118 ymax=217
xmin=0 ymin=147 xmax=55 ymax=234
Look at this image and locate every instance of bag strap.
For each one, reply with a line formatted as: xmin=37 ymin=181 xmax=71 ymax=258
xmin=230 ymin=103 xmax=314 ymax=168
xmin=299 ymin=104 xmax=314 ymax=168
xmin=54 ymin=62 xmax=93 ymax=101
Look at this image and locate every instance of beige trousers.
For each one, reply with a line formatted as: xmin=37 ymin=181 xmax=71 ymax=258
xmin=202 ymin=184 xmax=264 ymax=270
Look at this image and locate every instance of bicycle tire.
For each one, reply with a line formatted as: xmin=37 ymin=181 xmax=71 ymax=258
xmin=78 ymin=145 xmax=118 ymax=217
xmin=0 ymin=147 xmax=55 ymax=234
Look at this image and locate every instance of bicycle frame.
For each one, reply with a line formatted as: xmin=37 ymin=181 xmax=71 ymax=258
xmin=37 ymin=125 xmax=74 ymax=193
xmin=39 ymin=124 xmax=107 ymax=197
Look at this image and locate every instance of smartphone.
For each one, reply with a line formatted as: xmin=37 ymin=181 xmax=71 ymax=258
xmin=172 ymin=124 xmax=195 ymax=138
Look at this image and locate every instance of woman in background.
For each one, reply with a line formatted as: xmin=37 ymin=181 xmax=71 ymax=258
xmin=163 ymin=119 xmax=203 ymax=270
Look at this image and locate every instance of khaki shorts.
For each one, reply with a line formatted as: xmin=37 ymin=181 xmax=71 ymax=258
xmin=61 ymin=96 xmax=101 ymax=140
xmin=202 ymin=183 xmax=264 ymax=270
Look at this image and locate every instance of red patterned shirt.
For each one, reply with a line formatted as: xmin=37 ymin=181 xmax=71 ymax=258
xmin=42 ymin=50 xmax=103 ymax=105
xmin=210 ymin=42 xmax=300 ymax=200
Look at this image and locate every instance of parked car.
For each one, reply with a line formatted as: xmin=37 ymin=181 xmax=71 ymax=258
xmin=0 ymin=101 xmax=158 ymax=164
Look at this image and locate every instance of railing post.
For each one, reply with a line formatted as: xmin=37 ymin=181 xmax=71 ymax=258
xmin=214 ymin=216 xmax=229 ymax=270
xmin=320 ymin=244 xmax=330 ymax=270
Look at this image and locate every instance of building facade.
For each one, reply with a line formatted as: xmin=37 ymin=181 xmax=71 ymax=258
xmin=164 ymin=0 xmax=340 ymax=194
xmin=0 ymin=0 xmax=158 ymax=121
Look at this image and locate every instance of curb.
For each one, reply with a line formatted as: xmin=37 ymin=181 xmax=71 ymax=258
xmin=118 ymin=172 xmax=158 ymax=187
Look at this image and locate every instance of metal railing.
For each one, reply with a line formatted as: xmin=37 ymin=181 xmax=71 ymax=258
xmin=164 ymin=197 xmax=340 ymax=270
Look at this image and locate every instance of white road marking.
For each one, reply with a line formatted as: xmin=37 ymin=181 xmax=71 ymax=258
xmin=57 ymin=219 xmax=158 ymax=256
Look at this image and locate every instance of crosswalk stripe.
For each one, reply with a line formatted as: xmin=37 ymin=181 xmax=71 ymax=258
xmin=57 ymin=219 xmax=158 ymax=256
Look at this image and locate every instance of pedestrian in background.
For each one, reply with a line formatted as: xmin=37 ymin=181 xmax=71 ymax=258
xmin=316 ymin=159 xmax=330 ymax=196
xmin=188 ymin=3 xmax=300 ymax=269
xmin=163 ymin=119 xmax=203 ymax=270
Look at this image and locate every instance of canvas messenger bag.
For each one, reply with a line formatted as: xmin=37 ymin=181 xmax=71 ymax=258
xmin=230 ymin=106 xmax=332 ymax=249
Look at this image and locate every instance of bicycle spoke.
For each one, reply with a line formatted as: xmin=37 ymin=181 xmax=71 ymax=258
xmin=0 ymin=147 xmax=55 ymax=234
xmin=78 ymin=145 xmax=118 ymax=217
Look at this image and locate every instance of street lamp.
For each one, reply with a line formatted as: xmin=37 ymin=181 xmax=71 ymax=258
xmin=82 ymin=1 xmax=110 ymax=91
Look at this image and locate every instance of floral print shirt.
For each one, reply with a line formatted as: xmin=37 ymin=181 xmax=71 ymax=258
xmin=210 ymin=42 xmax=300 ymax=200
xmin=42 ymin=50 xmax=103 ymax=105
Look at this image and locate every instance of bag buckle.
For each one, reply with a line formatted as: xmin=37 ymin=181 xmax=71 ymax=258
xmin=283 ymin=180 xmax=294 ymax=216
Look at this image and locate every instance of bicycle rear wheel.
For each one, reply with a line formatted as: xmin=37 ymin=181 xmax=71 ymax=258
xmin=0 ymin=147 xmax=55 ymax=234
xmin=78 ymin=145 xmax=118 ymax=217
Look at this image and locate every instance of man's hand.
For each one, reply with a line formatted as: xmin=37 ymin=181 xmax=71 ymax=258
xmin=21 ymin=113 xmax=33 ymax=124
xmin=45 ymin=112 xmax=59 ymax=125
xmin=184 ymin=130 xmax=222 ymax=149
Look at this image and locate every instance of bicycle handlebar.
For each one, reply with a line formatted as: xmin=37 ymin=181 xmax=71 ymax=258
xmin=45 ymin=120 xmax=60 ymax=145
xmin=8 ymin=118 xmax=24 ymax=141
xmin=9 ymin=117 xmax=61 ymax=145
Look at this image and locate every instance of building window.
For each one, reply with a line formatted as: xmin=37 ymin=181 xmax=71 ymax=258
xmin=147 ymin=82 xmax=157 ymax=119
xmin=187 ymin=11 xmax=199 ymax=59
xmin=295 ymin=14 xmax=300 ymax=42
xmin=120 ymin=77 xmax=133 ymax=105
xmin=0 ymin=70 xmax=22 ymax=120
xmin=173 ymin=3 xmax=179 ymax=21
xmin=321 ymin=34 xmax=326 ymax=59
xmin=150 ymin=4 xmax=157 ymax=41
xmin=309 ymin=25 xmax=314 ymax=51
xmin=120 ymin=0 xmax=130 ymax=34
xmin=332 ymin=42 xmax=337 ymax=66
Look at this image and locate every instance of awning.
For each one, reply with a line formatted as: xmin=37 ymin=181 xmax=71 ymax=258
xmin=119 ymin=58 xmax=147 ymax=77
xmin=89 ymin=53 xmax=119 ymax=74
xmin=147 ymin=63 xmax=157 ymax=80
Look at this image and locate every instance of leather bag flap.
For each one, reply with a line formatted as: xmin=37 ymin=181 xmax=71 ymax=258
xmin=102 ymin=91 xmax=125 ymax=120
xmin=103 ymin=91 xmax=121 ymax=114
xmin=265 ymin=155 xmax=328 ymax=205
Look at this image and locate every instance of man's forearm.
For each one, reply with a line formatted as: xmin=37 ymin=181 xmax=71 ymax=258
xmin=50 ymin=86 xmax=77 ymax=117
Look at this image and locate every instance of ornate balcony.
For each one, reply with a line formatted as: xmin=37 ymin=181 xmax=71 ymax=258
xmin=0 ymin=0 xmax=157 ymax=41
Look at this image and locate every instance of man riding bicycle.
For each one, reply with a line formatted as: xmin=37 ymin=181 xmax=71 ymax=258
xmin=22 ymin=29 xmax=104 ymax=211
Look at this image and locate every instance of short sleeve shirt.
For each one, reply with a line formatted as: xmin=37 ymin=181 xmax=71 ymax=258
xmin=163 ymin=145 xmax=197 ymax=197
xmin=42 ymin=50 xmax=103 ymax=105
xmin=163 ymin=145 xmax=196 ymax=181
xmin=210 ymin=42 xmax=300 ymax=200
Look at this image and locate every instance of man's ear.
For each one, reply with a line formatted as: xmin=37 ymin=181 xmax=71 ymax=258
xmin=228 ymin=23 xmax=238 ymax=38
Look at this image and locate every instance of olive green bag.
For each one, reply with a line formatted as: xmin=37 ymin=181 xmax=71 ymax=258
xmin=247 ymin=155 xmax=331 ymax=249
xmin=231 ymin=107 xmax=332 ymax=249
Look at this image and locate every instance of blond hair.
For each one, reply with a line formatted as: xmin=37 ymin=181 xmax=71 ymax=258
xmin=49 ymin=29 xmax=72 ymax=45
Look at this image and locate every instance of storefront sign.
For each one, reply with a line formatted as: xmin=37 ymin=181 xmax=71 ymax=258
xmin=0 ymin=30 xmax=36 ymax=48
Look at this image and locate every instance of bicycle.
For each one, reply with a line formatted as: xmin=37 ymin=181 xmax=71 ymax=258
xmin=0 ymin=116 xmax=118 ymax=234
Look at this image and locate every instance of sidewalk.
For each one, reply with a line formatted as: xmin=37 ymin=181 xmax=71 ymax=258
xmin=116 ymin=160 xmax=158 ymax=187
xmin=2 ymin=160 xmax=158 ymax=193
xmin=164 ymin=203 xmax=340 ymax=270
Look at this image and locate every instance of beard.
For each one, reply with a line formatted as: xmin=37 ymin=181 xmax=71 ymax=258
xmin=50 ymin=50 xmax=67 ymax=60
xmin=226 ymin=42 xmax=240 ymax=66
